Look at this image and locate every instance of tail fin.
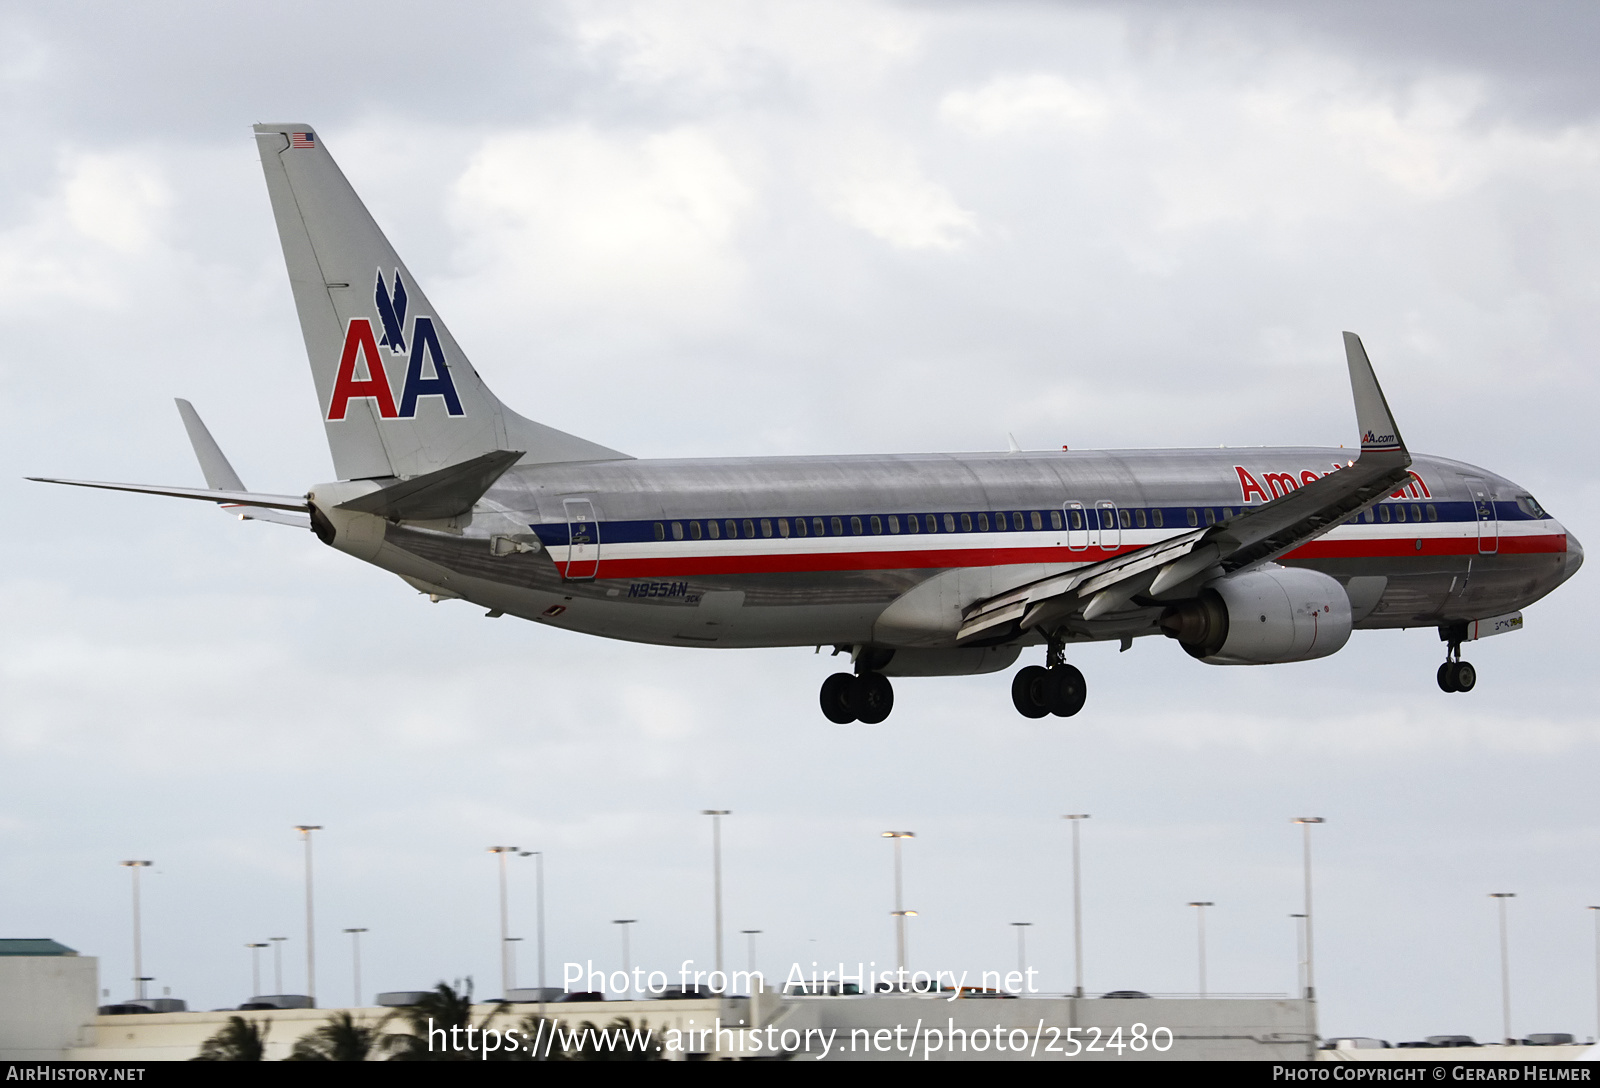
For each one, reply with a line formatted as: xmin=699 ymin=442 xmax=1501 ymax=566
xmin=252 ymin=124 xmax=629 ymax=480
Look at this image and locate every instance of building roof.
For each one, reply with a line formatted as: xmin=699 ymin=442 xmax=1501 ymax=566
xmin=0 ymin=938 xmax=78 ymax=956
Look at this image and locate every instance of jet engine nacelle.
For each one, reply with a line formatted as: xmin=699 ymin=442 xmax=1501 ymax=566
xmin=1159 ymin=565 xmax=1352 ymax=665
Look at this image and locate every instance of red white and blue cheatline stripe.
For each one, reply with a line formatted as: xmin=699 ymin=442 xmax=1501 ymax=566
xmin=547 ymin=521 xmax=1570 ymax=580
xmin=290 ymin=132 xmax=316 ymax=149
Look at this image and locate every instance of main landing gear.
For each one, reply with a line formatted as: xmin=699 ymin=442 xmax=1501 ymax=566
xmin=820 ymin=670 xmax=894 ymax=724
xmin=1010 ymin=638 xmax=1088 ymax=719
xmin=1436 ymin=629 xmax=1477 ymax=694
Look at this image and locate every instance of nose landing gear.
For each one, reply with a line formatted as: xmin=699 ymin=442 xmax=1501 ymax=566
xmin=1436 ymin=627 xmax=1477 ymax=693
xmin=1010 ymin=637 xmax=1088 ymax=718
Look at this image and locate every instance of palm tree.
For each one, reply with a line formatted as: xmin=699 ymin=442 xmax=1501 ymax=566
xmin=193 ymin=1016 xmax=269 ymax=1061
xmin=382 ymin=979 xmax=511 ymax=1061
xmin=288 ymin=1010 xmax=387 ymax=1061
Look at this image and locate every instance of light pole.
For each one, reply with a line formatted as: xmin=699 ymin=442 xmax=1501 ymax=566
xmin=1292 ymin=816 xmax=1324 ymax=1060
xmin=119 ymin=861 xmax=153 ymax=1000
xmin=1589 ymin=906 xmax=1600 ymax=1044
xmin=520 ymin=851 xmax=545 ymax=1015
xmin=1490 ymin=893 xmax=1515 ymax=1045
xmin=269 ymin=937 xmax=287 ymax=995
xmin=1063 ymin=815 xmax=1090 ymax=998
xmin=702 ymin=811 xmax=731 ymax=979
xmin=1290 ymin=914 xmax=1307 ymax=1000
xmin=882 ymin=831 xmax=915 ymax=976
xmin=246 ymin=943 xmax=268 ymax=999
xmin=741 ymin=929 xmax=762 ymax=977
xmin=343 ymin=928 xmax=367 ymax=1007
xmin=488 ymin=846 xmax=519 ymax=997
xmin=293 ymin=825 xmax=322 ymax=1004
xmin=1011 ymin=922 xmax=1033 ymax=982
xmin=613 ymin=920 xmax=637 ymax=998
xmin=1187 ymin=902 xmax=1214 ymax=998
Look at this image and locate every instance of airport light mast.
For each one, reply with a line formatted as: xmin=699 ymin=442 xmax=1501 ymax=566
xmin=119 ymin=861 xmax=153 ymax=1001
xmin=1062 ymin=815 xmax=1090 ymax=998
xmin=701 ymin=811 xmax=731 ymax=978
xmin=488 ymin=846 xmax=519 ymax=997
xmin=1490 ymin=893 xmax=1516 ymax=1044
xmin=1292 ymin=817 xmax=1324 ymax=1059
xmin=1187 ymin=902 xmax=1214 ymax=998
xmin=612 ymin=919 xmax=637 ymax=998
xmin=293 ymin=825 xmax=322 ymax=1004
xmin=246 ymin=943 xmax=268 ymax=998
xmin=882 ymin=831 xmax=915 ymax=978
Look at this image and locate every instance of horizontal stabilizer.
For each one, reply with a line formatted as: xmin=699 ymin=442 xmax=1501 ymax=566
xmin=334 ymin=449 xmax=523 ymax=521
xmin=27 ymin=478 xmax=310 ymax=511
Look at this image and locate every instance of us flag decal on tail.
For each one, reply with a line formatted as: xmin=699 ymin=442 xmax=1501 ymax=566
xmin=290 ymin=131 xmax=316 ymax=148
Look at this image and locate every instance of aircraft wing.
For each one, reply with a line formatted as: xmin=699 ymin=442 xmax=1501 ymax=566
xmin=958 ymin=332 xmax=1415 ymax=643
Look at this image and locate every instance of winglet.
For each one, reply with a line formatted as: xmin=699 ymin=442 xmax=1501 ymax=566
xmin=1343 ymin=332 xmax=1407 ymax=459
xmin=175 ymin=399 xmax=247 ymax=491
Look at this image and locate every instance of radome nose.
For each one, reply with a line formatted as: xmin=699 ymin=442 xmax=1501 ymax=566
xmin=1567 ymin=530 xmax=1584 ymax=579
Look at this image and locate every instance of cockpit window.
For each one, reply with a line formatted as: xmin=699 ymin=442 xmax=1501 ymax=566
xmin=1516 ymin=494 xmax=1548 ymax=519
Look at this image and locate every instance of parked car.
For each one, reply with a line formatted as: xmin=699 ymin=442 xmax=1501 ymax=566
xmin=1523 ymin=1033 xmax=1575 ymax=1046
xmin=1322 ymin=1037 xmax=1391 ymax=1049
xmin=1099 ymin=990 xmax=1151 ymax=999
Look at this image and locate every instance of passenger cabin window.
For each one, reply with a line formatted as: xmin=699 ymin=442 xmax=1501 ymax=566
xmin=1069 ymin=509 xmax=1083 ymax=530
xmin=672 ymin=521 xmax=684 ymax=541
xmin=1050 ymin=510 xmax=1063 ymax=530
xmin=907 ymin=514 xmax=920 ymax=534
xmin=1135 ymin=510 xmax=1147 ymax=528
xmin=851 ymin=516 xmax=863 ymax=535
xmin=1204 ymin=509 xmax=1216 ymax=526
xmin=1363 ymin=509 xmax=1374 ymax=523
xmin=744 ymin=519 xmax=756 ymax=538
xmin=832 ymin=517 xmax=844 ymax=536
xmin=1426 ymin=504 xmax=1437 ymax=522
xmin=1152 ymin=509 xmax=1163 ymax=528
xmin=708 ymin=520 xmax=720 ymax=539
xmin=653 ymin=522 xmax=665 ymax=541
xmin=1222 ymin=508 xmax=1233 ymax=519
xmin=1012 ymin=512 xmax=1024 ymax=530
xmin=778 ymin=518 xmax=789 ymax=537
xmin=871 ymin=516 xmax=882 ymax=534
xmin=690 ymin=521 xmax=702 ymax=540
xmin=960 ymin=513 xmax=972 ymax=532
xmin=727 ymin=519 xmax=740 ymax=538
xmin=1030 ymin=511 xmax=1043 ymax=531
xmin=992 ymin=512 xmax=1005 ymax=530
xmin=761 ymin=519 xmax=772 ymax=537
xmin=1119 ymin=509 xmax=1131 ymax=528
xmin=795 ymin=518 xmax=807 ymax=536
xmin=1378 ymin=506 xmax=1390 ymax=523
xmin=813 ymin=517 xmax=825 ymax=536
xmin=1395 ymin=505 xmax=1406 ymax=523
xmin=1187 ymin=508 xmax=1198 ymax=527
xmin=889 ymin=515 xmax=900 ymax=533
xmin=977 ymin=513 xmax=989 ymax=531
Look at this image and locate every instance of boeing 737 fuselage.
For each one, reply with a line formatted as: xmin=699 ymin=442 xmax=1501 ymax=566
xmin=32 ymin=125 xmax=1584 ymax=723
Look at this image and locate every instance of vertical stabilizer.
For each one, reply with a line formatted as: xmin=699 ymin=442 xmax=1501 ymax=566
xmin=252 ymin=124 xmax=629 ymax=480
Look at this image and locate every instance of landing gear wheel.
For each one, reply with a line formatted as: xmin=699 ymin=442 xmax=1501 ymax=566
xmin=1046 ymin=664 xmax=1088 ymax=717
xmin=1011 ymin=666 xmax=1051 ymax=719
xmin=1436 ymin=661 xmax=1458 ymax=693
xmin=849 ymin=672 xmax=894 ymax=724
xmin=820 ymin=672 xmax=857 ymax=724
xmin=1453 ymin=661 xmax=1476 ymax=692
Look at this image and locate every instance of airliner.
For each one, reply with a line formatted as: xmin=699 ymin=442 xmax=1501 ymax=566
xmin=30 ymin=124 xmax=1583 ymax=724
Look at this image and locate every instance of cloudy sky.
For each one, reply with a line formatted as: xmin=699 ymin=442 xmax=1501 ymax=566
xmin=2 ymin=0 xmax=1597 ymax=1044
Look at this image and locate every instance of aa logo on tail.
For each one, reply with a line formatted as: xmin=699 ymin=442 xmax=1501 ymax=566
xmin=327 ymin=269 xmax=464 ymax=421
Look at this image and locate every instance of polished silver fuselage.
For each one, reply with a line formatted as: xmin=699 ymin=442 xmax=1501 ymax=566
xmin=358 ymin=446 xmax=1580 ymax=656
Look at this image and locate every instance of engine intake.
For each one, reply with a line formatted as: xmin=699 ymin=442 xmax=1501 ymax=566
xmin=1159 ymin=566 xmax=1352 ymax=665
